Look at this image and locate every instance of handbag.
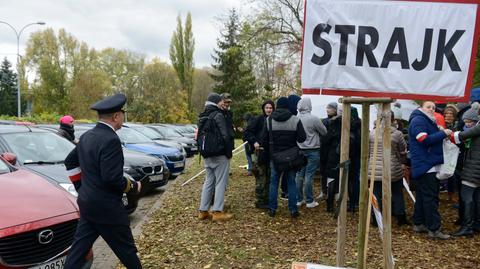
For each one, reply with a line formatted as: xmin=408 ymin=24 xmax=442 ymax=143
xmin=436 ymin=139 xmax=459 ymax=180
xmin=268 ymin=117 xmax=306 ymax=172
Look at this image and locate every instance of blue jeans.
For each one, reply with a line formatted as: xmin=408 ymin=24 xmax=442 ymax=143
xmin=413 ymin=173 xmax=441 ymax=231
xmin=269 ymin=161 xmax=298 ymax=213
xmin=295 ymin=149 xmax=320 ymax=203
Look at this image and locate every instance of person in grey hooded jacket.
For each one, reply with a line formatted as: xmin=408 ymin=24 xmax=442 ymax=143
xmin=295 ymin=97 xmax=327 ymax=208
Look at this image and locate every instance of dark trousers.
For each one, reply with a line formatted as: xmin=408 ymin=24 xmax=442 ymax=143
xmin=252 ymin=154 xmax=270 ymax=206
xmin=460 ymin=185 xmax=480 ymax=229
xmin=373 ymin=180 xmax=407 ymax=217
xmin=64 ymin=217 xmax=142 ymax=269
xmin=281 ymin=173 xmax=288 ymax=196
xmin=413 ymin=173 xmax=442 ymax=232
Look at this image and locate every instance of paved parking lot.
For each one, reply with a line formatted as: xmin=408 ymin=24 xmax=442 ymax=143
xmin=91 ymin=186 xmax=167 ymax=268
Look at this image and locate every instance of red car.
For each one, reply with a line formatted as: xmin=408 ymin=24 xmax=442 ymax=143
xmin=0 ymin=155 xmax=92 ymax=269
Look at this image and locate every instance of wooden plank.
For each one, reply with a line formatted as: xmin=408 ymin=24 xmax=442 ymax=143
xmin=336 ymin=103 xmax=351 ymax=267
xmin=357 ymin=103 xmax=372 ymax=269
xmin=339 ymin=97 xmax=393 ymax=104
xmin=381 ymin=103 xmax=394 ymax=269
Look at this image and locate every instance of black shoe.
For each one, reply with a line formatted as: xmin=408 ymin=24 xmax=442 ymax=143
xmin=396 ymin=214 xmax=411 ymax=226
xmin=291 ymin=211 xmax=300 ymax=218
xmin=268 ymin=209 xmax=276 ymax=217
xmin=452 ymin=227 xmax=474 ymax=238
xmin=454 ymin=219 xmax=462 ymax=226
xmin=255 ymin=202 xmax=269 ymax=209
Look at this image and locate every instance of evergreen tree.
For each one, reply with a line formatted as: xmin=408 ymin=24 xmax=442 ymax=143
xmin=210 ymin=9 xmax=257 ymax=126
xmin=0 ymin=58 xmax=18 ymax=116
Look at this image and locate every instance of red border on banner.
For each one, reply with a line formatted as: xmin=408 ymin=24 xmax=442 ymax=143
xmin=301 ymin=0 xmax=480 ymax=102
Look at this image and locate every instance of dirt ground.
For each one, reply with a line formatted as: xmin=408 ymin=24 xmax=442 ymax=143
xmin=125 ymin=150 xmax=480 ymax=269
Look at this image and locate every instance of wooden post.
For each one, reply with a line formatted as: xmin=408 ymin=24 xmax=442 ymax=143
xmin=336 ymin=102 xmax=351 ymax=267
xmin=357 ymin=103 xmax=370 ymax=269
xmin=381 ymin=103 xmax=394 ymax=269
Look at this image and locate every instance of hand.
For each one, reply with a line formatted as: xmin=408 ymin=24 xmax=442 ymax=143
xmin=443 ymin=129 xmax=453 ymax=136
xmin=254 ymin=142 xmax=260 ymax=150
xmin=137 ymin=181 xmax=142 ymax=193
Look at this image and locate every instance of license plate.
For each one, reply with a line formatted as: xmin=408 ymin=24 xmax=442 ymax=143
xmin=29 ymin=256 xmax=66 ymax=269
xmin=174 ymin=162 xmax=184 ymax=168
xmin=150 ymin=174 xmax=163 ymax=182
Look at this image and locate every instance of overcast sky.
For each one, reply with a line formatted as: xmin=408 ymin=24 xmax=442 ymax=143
xmin=0 ymin=0 xmax=247 ymax=68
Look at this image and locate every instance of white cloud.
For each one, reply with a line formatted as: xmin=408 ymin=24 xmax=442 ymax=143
xmin=0 ymin=0 xmax=246 ymax=68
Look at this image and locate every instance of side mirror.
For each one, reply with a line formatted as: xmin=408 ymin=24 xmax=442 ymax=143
xmin=1 ymin=152 xmax=17 ymax=166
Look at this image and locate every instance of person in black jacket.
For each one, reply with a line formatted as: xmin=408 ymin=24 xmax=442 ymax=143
xmin=63 ymin=94 xmax=142 ymax=269
xmin=197 ymin=93 xmax=234 ymax=221
xmin=57 ymin=115 xmax=76 ymax=143
xmin=244 ymin=100 xmax=275 ymax=209
xmin=262 ymin=97 xmax=306 ymax=218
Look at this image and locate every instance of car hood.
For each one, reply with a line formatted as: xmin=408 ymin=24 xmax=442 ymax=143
xmin=168 ymin=137 xmax=195 ymax=144
xmin=0 ymin=169 xmax=78 ymax=230
xmin=123 ymin=149 xmax=164 ymax=167
xmin=23 ymin=163 xmax=70 ymax=184
xmin=125 ymin=143 xmax=180 ymax=156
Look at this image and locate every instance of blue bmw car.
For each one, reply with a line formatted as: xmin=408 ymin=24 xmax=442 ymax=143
xmin=117 ymin=127 xmax=185 ymax=179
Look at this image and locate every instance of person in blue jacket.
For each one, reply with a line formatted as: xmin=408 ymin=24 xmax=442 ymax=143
xmin=408 ymin=100 xmax=452 ymax=240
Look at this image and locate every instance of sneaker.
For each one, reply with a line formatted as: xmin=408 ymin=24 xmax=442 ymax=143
xmin=316 ymin=192 xmax=325 ymax=200
xmin=306 ymin=201 xmax=319 ymax=208
xmin=428 ymin=230 xmax=451 ymax=240
xmin=198 ymin=211 xmax=211 ymax=220
xmin=413 ymin=224 xmax=428 ymax=233
xmin=296 ymin=201 xmax=305 ymax=207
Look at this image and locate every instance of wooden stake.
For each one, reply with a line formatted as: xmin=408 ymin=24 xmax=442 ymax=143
xmin=336 ymin=102 xmax=351 ymax=267
xmin=381 ymin=103 xmax=394 ymax=269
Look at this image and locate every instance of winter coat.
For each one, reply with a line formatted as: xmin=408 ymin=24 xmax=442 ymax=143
xmin=320 ymin=115 xmax=342 ymax=180
xmin=262 ymin=108 xmax=306 ymax=154
xmin=198 ymin=102 xmax=234 ymax=158
xmin=368 ymin=126 xmax=407 ymax=182
xmin=57 ymin=124 xmax=75 ymax=143
xmin=408 ymin=109 xmax=447 ymax=179
xmin=458 ymin=122 xmax=480 ymax=185
xmin=296 ymin=97 xmax=327 ymax=149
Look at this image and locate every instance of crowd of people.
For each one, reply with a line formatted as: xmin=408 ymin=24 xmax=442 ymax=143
xmin=196 ymin=91 xmax=480 ymax=240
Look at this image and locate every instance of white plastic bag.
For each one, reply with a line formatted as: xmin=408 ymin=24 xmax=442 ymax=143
xmin=436 ymin=139 xmax=459 ymax=180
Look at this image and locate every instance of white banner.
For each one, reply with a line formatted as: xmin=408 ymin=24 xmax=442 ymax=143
xmin=301 ymin=0 xmax=479 ymax=101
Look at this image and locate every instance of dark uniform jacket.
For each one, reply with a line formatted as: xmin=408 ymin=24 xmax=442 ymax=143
xmin=65 ymin=123 xmax=137 ymax=226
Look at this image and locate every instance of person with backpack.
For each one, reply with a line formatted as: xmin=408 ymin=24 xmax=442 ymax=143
xmin=197 ymin=93 xmax=234 ymax=221
xmin=263 ymin=97 xmax=306 ymax=218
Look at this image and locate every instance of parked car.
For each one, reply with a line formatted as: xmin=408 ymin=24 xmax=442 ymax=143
xmin=116 ymin=127 xmax=186 ymax=179
xmin=166 ymin=123 xmax=197 ymax=139
xmin=0 ymin=125 xmax=142 ymax=213
xmin=0 ymin=155 xmax=93 ymax=269
xmin=123 ymin=123 xmax=187 ymax=157
xmin=147 ymin=124 xmax=198 ymax=157
xmin=37 ymin=124 xmax=171 ymax=192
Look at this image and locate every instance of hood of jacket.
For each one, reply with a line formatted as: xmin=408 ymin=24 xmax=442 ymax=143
xmin=409 ymin=108 xmax=435 ymax=124
xmin=199 ymin=103 xmax=221 ymax=118
xmin=271 ymin=108 xmax=293 ymax=122
xmin=297 ymin=97 xmax=312 ymax=114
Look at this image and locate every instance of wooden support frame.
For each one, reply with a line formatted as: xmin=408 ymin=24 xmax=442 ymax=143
xmin=336 ymin=97 xmax=393 ymax=269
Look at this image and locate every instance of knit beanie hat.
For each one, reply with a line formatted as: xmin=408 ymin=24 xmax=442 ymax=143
xmin=287 ymin=94 xmax=301 ymax=115
xmin=444 ymin=104 xmax=458 ymax=118
xmin=276 ymin=97 xmax=289 ymax=109
xmin=207 ymin=92 xmax=222 ymax=104
xmin=462 ymin=102 xmax=480 ymax=122
xmin=327 ymin=102 xmax=338 ymax=111
xmin=60 ymin=115 xmax=74 ymax=125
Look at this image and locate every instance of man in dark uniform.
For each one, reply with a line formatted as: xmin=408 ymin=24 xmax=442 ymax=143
xmin=63 ymin=93 xmax=142 ymax=269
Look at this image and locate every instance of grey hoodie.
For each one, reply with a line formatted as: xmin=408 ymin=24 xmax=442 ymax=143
xmin=296 ymin=97 xmax=327 ymax=149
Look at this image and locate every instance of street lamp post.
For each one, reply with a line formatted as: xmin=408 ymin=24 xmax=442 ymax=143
xmin=0 ymin=21 xmax=46 ymax=117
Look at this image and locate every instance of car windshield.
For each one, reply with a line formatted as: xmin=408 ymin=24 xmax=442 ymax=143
xmin=152 ymin=126 xmax=183 ymax=138
xmin=0 ymin=159 xmax=10 ymax=174
xmin=2 ymin=132 xmax=75 ymax=164
xmin=132 ymin=126 xmax=163 ymax=140
xmin=117 ymin=128 xmax=153 ymax=144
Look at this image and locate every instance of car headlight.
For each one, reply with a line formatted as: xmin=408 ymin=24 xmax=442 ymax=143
xmin=60 ymin=183 xmax=78 ymax=197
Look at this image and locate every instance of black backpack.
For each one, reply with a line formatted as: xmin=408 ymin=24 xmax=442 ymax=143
xmin=198 ymin=111 xmax=225 ymax=158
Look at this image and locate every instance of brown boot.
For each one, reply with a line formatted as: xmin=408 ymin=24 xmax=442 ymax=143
xmin=212 ymin=211 xmax=233 ymax=221
xmin=198 ymin=211 xmax=211 ymax=220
